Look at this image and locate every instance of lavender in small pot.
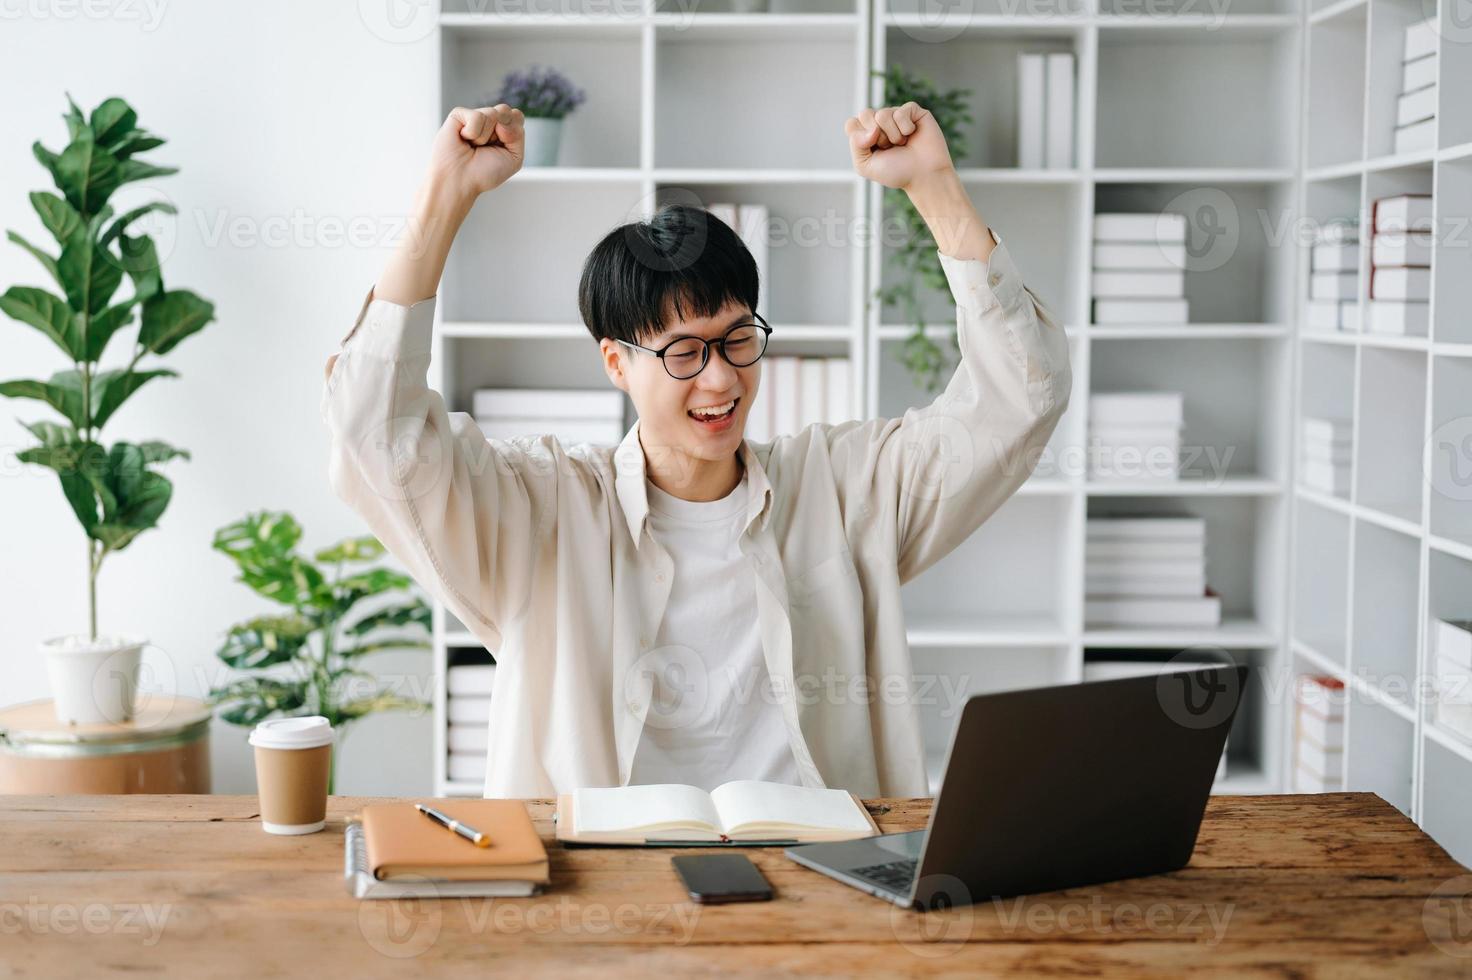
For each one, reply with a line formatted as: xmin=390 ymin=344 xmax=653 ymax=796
xmin=490 ymin=65 xmax=587 ymax=167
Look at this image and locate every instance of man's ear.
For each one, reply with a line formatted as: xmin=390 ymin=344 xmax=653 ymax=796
xmin=599 ymin=338 xmax=630 ymax=394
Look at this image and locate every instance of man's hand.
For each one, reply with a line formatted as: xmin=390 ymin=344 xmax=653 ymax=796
xmin=430 ymin=104 xmax=526 ymax=203
xmin=844 ymin=103 xmax=955 ymax=191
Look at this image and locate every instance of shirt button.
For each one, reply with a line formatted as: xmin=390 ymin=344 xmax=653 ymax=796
xmin=988 ymin=271 xmax=1003 ymax=288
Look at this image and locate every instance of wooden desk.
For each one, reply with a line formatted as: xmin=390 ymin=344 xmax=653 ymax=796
xmin=3 ymin=793 xmax=1469 ymax=976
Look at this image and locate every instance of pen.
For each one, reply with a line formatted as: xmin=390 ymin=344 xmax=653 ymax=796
xmin=415 ymin=803 xmax=491 ymax=847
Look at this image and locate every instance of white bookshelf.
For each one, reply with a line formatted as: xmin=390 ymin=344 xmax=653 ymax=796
xmin=424 ymin=1 xmax=1307 ymax=809
xmin=1288 ymin=0 xmax=1472 ymax=865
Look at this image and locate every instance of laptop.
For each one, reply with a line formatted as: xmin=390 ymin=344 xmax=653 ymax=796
xmin=785 ymin=663 xmax=1249 ymax=909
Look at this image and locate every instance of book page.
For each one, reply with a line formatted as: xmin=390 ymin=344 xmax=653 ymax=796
xmin=572 ymin=784 xmax=722 ymax=837
xmin=710 ymin=781 xmax=872 ymax=837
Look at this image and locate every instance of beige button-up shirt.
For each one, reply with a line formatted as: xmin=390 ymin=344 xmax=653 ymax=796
xmin=321 ymin=234 xmax=1071 ymax=798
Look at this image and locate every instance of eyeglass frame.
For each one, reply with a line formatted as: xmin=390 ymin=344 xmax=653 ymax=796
xmin=615 ymin=313 xmax=773 ymax=380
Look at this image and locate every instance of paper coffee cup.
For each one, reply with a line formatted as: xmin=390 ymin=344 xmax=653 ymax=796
xmin=249 ymin=716 xmax=334 ymax=835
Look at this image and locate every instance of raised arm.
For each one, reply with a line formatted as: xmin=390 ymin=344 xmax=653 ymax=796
xmin=835 ymin=104 xmax=1072 ymax=582
xmin=321 ymin=105 xmax=550 ymax=653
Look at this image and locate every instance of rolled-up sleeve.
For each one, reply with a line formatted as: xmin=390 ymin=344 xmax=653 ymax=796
xmin=830 ymin=233 xmax=1072 ymax=584
xmin=320 ymin=287 xmax=551 ymax=654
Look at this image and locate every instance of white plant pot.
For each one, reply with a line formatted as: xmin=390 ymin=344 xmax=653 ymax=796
xmin=522 ymin=117 xmax=565 ymax=167
xmin=42 ymin=634 xmax=145 ymax=725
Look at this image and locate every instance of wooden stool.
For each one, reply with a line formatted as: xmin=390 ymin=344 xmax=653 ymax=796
xmin=0 ymin=695 xmax=212 ymax=794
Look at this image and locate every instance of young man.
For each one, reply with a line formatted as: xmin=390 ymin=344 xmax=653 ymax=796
xmin=321 ymin=103 xmax=1071 ymax=799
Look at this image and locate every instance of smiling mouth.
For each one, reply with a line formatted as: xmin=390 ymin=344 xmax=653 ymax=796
xmin=688 ymin=397 xmax=739 ymax=421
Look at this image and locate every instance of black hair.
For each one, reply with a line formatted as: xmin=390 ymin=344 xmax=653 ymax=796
xmin=578 ymin=203 xmax=760 ymax=346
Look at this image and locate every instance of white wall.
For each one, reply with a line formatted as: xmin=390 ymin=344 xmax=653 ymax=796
xmin=0 ymin=0 xmax=442 ymax=794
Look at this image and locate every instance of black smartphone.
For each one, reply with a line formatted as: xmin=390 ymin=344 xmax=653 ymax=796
xmin=671 ymin=853 xmax=774 ymax=904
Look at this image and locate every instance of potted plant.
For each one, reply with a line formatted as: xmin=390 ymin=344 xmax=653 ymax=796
xmin=490 ymin=64 xmax=587 ymax=167
xmin=208 ymin=511 xmax=431 ymax=794
xmin=871 ymin=65 xmax=975 ymax=393
xmin=1 ymin=95 xmax=217 ymax=725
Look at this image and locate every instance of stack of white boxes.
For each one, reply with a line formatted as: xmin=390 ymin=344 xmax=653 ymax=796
xmin=1017 ymin=51 xmax=1075 ymax=170
xmin=1300 ymin=416 xmax=1352 ymax=497
xmin=744 ymin=356 xmax=851 ymax=443
xmin=1304 ymin=220 xmax=1359 ymax=333
xmin=1088 ymin=392 xmax=1183 ymax=482
xmin=1091 ymin=213 xmax=1190 ymax=326
xmin=1369 ymin=194 xmax=1433 ymax=336
xmin=1084 ymin=515 xmax=1221 ymax=628
xmin=1395 ymin=17 xmax=1438 ymax=154
xmin=474 ymin=388 xmax=627 ymax=447
xmin=707 ymin=203 xmax=769 ymax=320
xmin=1294 ymin=675 xmax=1346 ymax=793
xmin=446 ymin=663 xmax=494 ymax=785
xmin=1432 ymin=619 xmax=1472 ymax=742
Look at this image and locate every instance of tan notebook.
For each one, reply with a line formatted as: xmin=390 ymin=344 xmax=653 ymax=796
xmin=360 ymin=799 xmax=549 ymax=883
xmin=556 ymin=781 xmax=881 ymax=846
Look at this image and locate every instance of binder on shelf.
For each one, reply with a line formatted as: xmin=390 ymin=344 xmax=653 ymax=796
xmin=447 ymin=664 xmax=495 ymax=697
xmin=1403 ymin=16 xmax=1437 ymax=61
xmin=1366 ymin=300 xmax=1429 ymax=337
xmin=1094 ymin=212 xmax=1187 ymax=243
xmin=1371 ymin=232 xmax=1434 ymax=268
xmin=824 ymin=358 xmax=850 ymax=425
xmin=1017 ymin=53 xmax=1045 ymax=169
xmin=1093 ymin=242 xmax=1187 ymax=270
xmin=1396 ymin=86 xmax=1437 ymax=128
xmin=1394 ymin=119 xmax=1436 ymax=155
xmin=447 ymin=724 xmax=490 ymax=753
xmin=1091 ymin=270 xmax=1186 ymax=299
xmin=1093 ymin=298 xmax=1189 ymax=325
xmin=799 ymin=359 xmax=827 ymax=429
xmin=1370 ymin=267 xmax=1431 ymax=302
xmin=1311 ymin=242 xmax=1358 ymax=272
xmin=771 ymin=357 xmax=801 ymax=436
xmin=1044 ymin=52 xmax=1075 ymax=169
xmin=1294 ymin=675 xmax=1346 ymax=793
xmin=737 ymin=204 xmax=770 ymax=320
xmin=472 ymin=388 xmax=625 ymax=419
xmin=447 ymin=695 xmax=493 ymax=726
xmin=1402 ymin=52 xmax=1437 ymax=94
xmin=1373 ymin=195 xmax=1433 ymax=234
xmin=1310 ymin=271 xmax=1358 ymax=301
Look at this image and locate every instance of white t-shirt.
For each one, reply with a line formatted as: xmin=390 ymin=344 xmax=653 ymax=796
xmin=628 ymin=471 xmax=802 ymax=791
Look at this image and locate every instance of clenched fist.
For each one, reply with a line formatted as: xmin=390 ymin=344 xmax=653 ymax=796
xmin=429 ymin=104 xmax=526 ymax=201
xmin=845 ymin=103 xmax=955 ymax=190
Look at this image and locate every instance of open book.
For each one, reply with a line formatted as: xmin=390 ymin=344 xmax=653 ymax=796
xmin=556 ymin=780 xmax=880 ymax=845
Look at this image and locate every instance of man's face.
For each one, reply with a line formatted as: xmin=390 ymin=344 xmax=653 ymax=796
xmin=600 ymin=299 xmax=761 ymax=482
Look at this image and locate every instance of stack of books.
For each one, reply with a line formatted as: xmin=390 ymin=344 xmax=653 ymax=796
xmin=1084 ymin=515 xmax=1221 ymax=628
xmin=446 ymin=663 xmax=494 ymax=784
xmin=1304 ymin=220 xmax=1359 ymax=333
xmin=1300 ymin=416 xmax=1352 ymax=496
xmin=1394 ymin=17 xmax=1438 ymax=154
xmin=1091 ymin=213 xmax=1189 ymax=326
xmin=1369 ymin=194 xmax=1433 ymax=336
xmin=1017 ymin=51 xmax=1075 ymax=169
xmin=1082 ymin=657 xmax=1231 ymax=781
xmin=744 ymin=356 xmax=851 ymax=443
xmin=707 ymin=203 xmax=769 ymax=320
xmin=1087 ymin=392 xmax=1183 ymax=482
xmin=474 ymin=388 xmax=626 ymax=447
xmin=1293 ymin=675 xmax=1346 ymax=793
xmin=1432 ymin=618 xmax=1472 ymax=742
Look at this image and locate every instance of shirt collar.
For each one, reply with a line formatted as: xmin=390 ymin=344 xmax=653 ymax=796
xmin=613 ymin=418 xmax=773 ymax=550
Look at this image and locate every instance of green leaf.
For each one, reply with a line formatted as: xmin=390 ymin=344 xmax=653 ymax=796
xmin=55 ymin=129 xmax=121 ymax=214
xmin=340 ymin=638 xmax=431 ymax=659
xmin=90 ymin=368 xmax=176 ymax=429
xmin=29 ymin=191 xmax=83 ymax=244
xmin=0 ymin=372 xmax=85 ymax=428
xmin=110 ymin=130 xmax=165 ymax=160
xmin=118 ymin=234 xmax=161 ymax=302
xmin=15 ymin=422 xmax=104 ymax=533
xmin=136 ymin=439 xmax=189 ymax=464
xmin=88 ymin=442 xmax=174 ymax=551
xmin=216 ymin=614 xmax=314 ymax=670
xmin=84 ymin=300 xmax=137 ymax=362
xmin=345 ymin=601 xmax=431 ymax=637
xmin=0 ymin=286 xmax=82 ymax=359
xmin=336 ymin=567 xmax=414 ymax=595
xmin=208 ymin=677 xmax=309 ymax=727
xmin=115 ymin=158 xmax=179 ymax=188
xmin=314 ymin=536 xmax=387 ymax=564
xmin=99 ymin=201 xmax=176 ymax=250
xmin=138 ymin=289 xmax=213 ymax=355
xmin=6 ymin=232 xmax=60 ymax=287
xmin=58 ymin=235 xmax=124 ymax=315
xmin=89 ymin=98 xmax=138 ymax=149
xmin=212 ymin=511 xmax=326 ymax=608
xmin=32 ymin=141 xmax=62 ymax=187
xmin=337 ymin=693 xmax=427 ymax=721
xmin=213 ymin=511 xmax=303 ymax=563
xmin=63 ymin=94 xmax=88 ymax=142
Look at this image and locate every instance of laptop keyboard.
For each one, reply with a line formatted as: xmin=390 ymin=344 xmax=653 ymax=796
xmin=853 ymin=858 xmax=917 ymax=892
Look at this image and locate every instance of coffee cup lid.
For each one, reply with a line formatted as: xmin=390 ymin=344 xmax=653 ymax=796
xmin=249 ymin=715 xmax=334 ymax=750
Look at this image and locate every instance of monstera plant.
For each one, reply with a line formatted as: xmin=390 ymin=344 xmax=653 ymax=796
xmin=208 ymin=511 xmax=432 ymax=793
xmin=1 ymin=94 xmax=216 ymax=725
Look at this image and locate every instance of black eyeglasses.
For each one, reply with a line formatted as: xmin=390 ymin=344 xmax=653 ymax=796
xmin=618 ymin=315 xmax=772 ymax=380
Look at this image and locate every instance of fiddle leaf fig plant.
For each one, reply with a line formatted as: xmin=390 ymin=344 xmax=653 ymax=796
xmin=1 ymin=94 xmax=216 ymax=639
xmin=208 ymin=511 xmax=432 ymax=793
xmin=872 ymin=65 xmax=974 ymax=393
